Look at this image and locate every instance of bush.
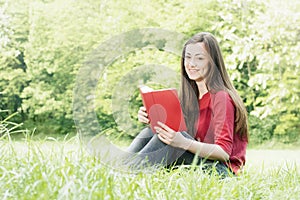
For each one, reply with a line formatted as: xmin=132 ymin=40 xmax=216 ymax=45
xmin=248 ymin=115 xmax=277 ymax=145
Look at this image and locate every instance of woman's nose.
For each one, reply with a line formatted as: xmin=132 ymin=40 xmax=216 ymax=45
xmin=189 ymin=59 xmax=196 ymax=67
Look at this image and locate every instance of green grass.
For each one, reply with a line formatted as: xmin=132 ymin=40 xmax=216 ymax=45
xmin=0 ymin=134 xmax=300 ymax=200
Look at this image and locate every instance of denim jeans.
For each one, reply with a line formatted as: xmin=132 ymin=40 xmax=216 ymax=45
xmin=125 ymin=127 xmax=232 ymax=177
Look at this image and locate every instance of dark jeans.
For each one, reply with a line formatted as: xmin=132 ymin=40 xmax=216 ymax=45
xmin=125 ymin=127 xmax=232 ymax=177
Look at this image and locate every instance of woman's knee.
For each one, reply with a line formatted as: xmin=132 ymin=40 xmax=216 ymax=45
xmin=136 ymin=127 xmax=154 ymax=139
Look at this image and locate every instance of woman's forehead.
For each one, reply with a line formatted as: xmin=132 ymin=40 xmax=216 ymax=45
xmin=185 ymin=43 xmax=207 ymax=55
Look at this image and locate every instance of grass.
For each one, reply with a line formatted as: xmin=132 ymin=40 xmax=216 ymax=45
xmin=0 ymin=134 xmax=300 ymax=200
xmin=1 ymin=113 xmax=299 ymax=199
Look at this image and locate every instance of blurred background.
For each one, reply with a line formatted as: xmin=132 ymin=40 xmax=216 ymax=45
xmin=0 ymin=0 xmax=299 ymax=147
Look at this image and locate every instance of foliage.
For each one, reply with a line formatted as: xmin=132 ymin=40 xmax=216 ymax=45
xmin=0 ymin=0 xmax=29 ymax=123
xmin=0 ymin=0 xmax=299 ymax=144
xmin=214 ymin=0 xmax=300 ymax=143
xmin=248 ymin=115 xmax=277 ymax=145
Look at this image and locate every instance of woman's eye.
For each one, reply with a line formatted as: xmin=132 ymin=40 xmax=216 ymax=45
xmin=185 ymin=56 xmax=191 ymax=59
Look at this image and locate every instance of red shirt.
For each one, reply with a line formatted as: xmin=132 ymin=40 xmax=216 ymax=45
xmin=195 ymin=91 xmax=247 ymax=174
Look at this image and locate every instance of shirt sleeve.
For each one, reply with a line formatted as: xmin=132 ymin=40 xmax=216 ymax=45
xmin=212 ymin=91 xmax=235 ymax=156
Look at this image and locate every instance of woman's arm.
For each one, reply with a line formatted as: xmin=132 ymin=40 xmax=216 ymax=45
xmin=184 ymin=139 xmax=230 ymax=161
xmin=155 ymin=122 xmax=229 ymax=162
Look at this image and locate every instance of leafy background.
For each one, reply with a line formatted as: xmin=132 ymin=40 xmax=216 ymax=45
xmin=0 ymin=0 xmax=299 ymax=146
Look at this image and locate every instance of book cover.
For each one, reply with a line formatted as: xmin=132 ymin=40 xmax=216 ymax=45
xmin=139 ymin=85 xmax=187 ymax=133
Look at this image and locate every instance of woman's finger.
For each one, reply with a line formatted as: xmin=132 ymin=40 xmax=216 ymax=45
xmin=157 ymin=133 xmax=170 ymax=145
xmin=138 ymin=110 xmax=148 ymax=117
xmin=142 ymin=117 xmax=149 ymax=123
xmin=154 ymin=126 xmax=173 ymax=139
xmin=140 ymin=106 xmax=147 ymax=111
xmin=157 ymin=121 xmax=174 ymax=133
xmin=138 ymin=108 xmax=148 ymax=117
xmin=138 ymin=114 xmax=149 ymax=124
xmin=137 ymin=106 xmax=149 ymax=123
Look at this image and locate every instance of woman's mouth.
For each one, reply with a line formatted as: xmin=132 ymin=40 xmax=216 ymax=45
xmin=189 ymin=69 xmax=200 ymax=73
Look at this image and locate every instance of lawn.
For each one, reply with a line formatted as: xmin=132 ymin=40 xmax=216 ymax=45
xmin=0 ymin=136 xmax=299 ymax=200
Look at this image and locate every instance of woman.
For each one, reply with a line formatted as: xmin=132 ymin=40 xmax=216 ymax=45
xmin=126 ymin=32 xmax=248 ymax=176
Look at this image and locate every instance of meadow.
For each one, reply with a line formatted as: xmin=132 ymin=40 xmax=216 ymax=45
xmin=1 ymin=135 xmax=299 ymax=200
xmin=1 ymin=1 xmax=299 ymax=199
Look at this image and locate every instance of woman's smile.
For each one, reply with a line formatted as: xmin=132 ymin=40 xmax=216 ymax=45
xmin=187 ymin=68 xmax=201 ymax=77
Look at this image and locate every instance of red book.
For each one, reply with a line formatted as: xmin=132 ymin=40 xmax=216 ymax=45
xmin=139 ymin=85 xmax=187 ymax=133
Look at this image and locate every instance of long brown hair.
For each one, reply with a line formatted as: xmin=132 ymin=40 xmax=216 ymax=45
xmin=180 ymin=32 xmax=249 ymax=141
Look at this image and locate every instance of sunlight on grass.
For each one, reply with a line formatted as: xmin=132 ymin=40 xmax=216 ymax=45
xmin=1 ymin=134 xmax=299 ymax=199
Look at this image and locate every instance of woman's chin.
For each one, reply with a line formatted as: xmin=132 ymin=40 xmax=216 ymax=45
xmin=188 ymin=75 xmax=204 ymax=82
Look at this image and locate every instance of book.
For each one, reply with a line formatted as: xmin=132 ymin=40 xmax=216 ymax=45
xmin=139 ymin=85 xmax=187 ymax=133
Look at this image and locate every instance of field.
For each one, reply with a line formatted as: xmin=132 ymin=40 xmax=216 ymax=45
xmin=1 ymin=136 xmax=299 ymax=200
xmin=1 ymin=0 xmax=299 ymax=199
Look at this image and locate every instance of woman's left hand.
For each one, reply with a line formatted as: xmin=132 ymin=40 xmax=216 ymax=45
xmin=155 ymin=121 xmax=190 ymax=150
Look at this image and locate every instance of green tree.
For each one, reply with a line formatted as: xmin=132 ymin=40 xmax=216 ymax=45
xmin=0 ymin=0 xmax=29 ymax=123
xmin=0 ymin=0 xmax=299 ymax=144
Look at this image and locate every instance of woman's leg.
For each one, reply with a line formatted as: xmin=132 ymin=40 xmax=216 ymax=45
xmin=171 ymin=132 xmax=233 ymax=177
xmin=127 ymin=131 xmax=197 ymax=168
xmin=126 ymin=127 xmax=154 ymax=153
xmin=125 ymin=128 xmax=181 ymax=168
xmin=173 ymin=152 xmax=232 ymax=176
xmin=126 ymin=129 xmax=233 ymax=176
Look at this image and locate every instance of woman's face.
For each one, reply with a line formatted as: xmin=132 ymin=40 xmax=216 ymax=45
xmin=184 ymin=42 xmax=209 ymax=82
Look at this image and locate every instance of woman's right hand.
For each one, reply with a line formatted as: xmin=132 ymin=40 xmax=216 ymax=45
xmin=137 ymin=106 xmax=150 ymax=124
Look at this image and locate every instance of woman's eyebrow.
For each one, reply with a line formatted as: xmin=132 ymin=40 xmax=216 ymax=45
xmin=185 ymin=52 xmax=205 ymax=56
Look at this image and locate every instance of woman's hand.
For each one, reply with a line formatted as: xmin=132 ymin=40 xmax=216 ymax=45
xmin=155 ymin=121 xmax=192 ymax=150
xmin=137 ymin=106 xmax=150 ymax=124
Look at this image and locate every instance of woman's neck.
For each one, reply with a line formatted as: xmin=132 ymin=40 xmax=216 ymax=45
xmin=196 ymin=80 xmax=208 ymax=99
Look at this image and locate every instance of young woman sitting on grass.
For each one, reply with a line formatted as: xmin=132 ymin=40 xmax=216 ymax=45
xmin=126 ymin=32 xmax=249 ymax=177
